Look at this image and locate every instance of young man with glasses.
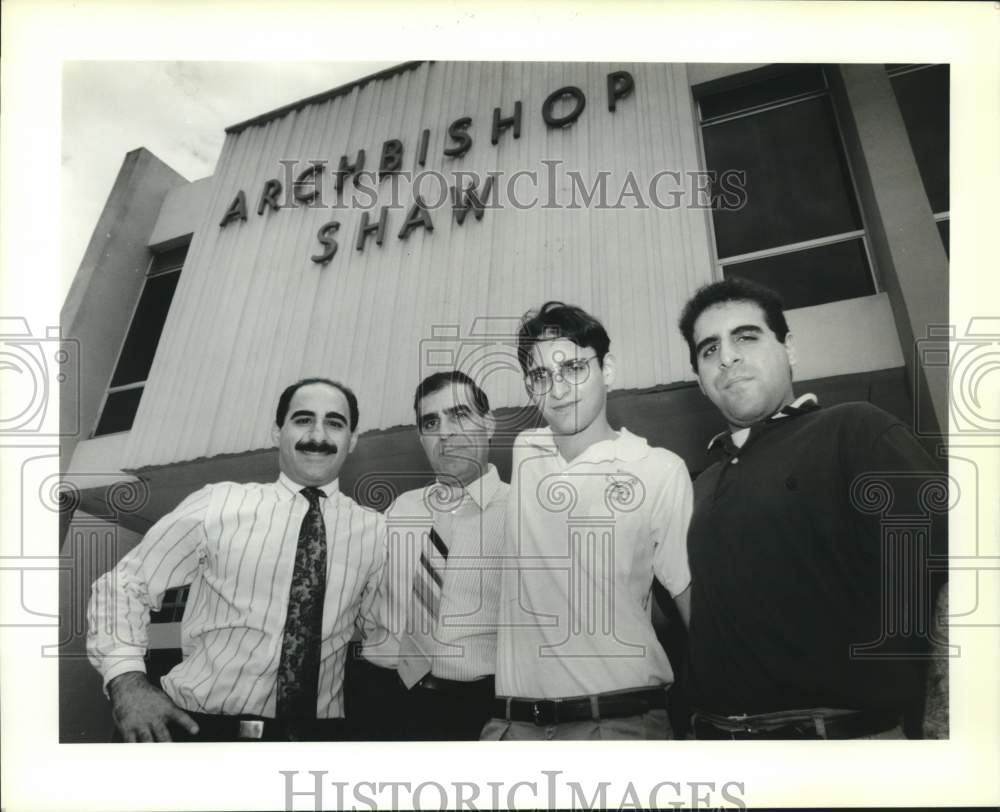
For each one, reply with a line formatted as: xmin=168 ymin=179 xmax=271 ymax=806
xmin=480 ymin=301 xmax=693 ymax=740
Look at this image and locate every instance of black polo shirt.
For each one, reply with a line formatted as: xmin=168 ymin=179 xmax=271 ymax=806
xmin=687 ymin=401 xmax=947 ymax=715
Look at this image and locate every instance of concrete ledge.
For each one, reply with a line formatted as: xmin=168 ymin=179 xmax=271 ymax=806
xmin=148 ymin=176 xmax=213 ymax=249
xmin=787 ymin=292 xmax=904 ymax=381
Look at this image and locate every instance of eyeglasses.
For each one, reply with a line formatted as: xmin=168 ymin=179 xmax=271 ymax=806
xmin=524 ymin=354 xmax=598 ymax=395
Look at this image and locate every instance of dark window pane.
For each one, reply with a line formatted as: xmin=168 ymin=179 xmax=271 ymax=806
xmin=150 ymin=245 xmax=189 ymax=274
xmin=889 ymin=65 xmax=949 ymax=213
xmin=110 ymin=270 xmax=180 ymax=387
xmin=937 ymin=218 xmax=949 ymax=256
xmin=151 ymin=585 xmax=190 ymax=624
xmin=704 ymin=96 xmax=862 ymax=258
xmin=699 ymin=67 xmax=826 ymax=122
xmin=94 ymin=387 xmax=144 ymax=436
xmin=723 ymin=238 xmax=874 ymax=309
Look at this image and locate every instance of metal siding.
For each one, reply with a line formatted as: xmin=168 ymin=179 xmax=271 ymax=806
xmin=124 ymin=62 xmax=714 ymax=469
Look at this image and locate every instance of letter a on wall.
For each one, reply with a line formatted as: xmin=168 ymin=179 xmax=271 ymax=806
xmin=219 ymin=190 xmax=248 ymax=228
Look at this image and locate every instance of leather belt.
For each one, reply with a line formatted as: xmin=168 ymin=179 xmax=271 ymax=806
xmin=495 ymin=686 xmax=668 ymax=726
xmin=692 ymin=708 xmax=900 ymax=740
xmin=185 ymin=711 xmax=348 ymax=741
xmin=413 ymin=674 xmax=495 ymax=697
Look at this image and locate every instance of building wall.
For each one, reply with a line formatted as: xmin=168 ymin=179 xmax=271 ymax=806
xmin=148 ymin=176 xmax=214 ymax=250
xmin=120 ymin=61 xmax=719 ymax=470
xmin=60 ymin=149 xmax=189 ymax=469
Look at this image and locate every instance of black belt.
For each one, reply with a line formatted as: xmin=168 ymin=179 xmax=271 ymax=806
xmin=185 ymin=711 xmax=348 ymax=742
xmin=495 ymin=686 xmax=668 ymax=726
xmin=691 ymin=708 xmax=900 ymax=740
xmin=413 ymin=674 xmax=495 ymax=697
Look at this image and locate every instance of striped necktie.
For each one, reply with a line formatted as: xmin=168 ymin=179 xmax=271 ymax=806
xmin=397 ymin=524 xmax=450 ymax=688
xmin=275 ymin=486 xmax=327 ymax=727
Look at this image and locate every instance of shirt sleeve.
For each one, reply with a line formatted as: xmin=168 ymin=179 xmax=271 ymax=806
xmin=86 ymin=485 xmax=212 ymax=691
xmin=649 ymin=454 xmax=694 ymax=597
xmin=854 ymin=407 xmax=949 ymax=558
xmin=356 ymin=514 xmax=390 ymax=647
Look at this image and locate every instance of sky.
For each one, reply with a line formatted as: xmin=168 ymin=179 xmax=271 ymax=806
xmin=61 ymin=61 xmax=395 ymax=299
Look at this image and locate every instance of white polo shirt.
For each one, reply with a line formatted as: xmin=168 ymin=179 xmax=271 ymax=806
xmin=495 ymin=427 xmax=692 ymax=699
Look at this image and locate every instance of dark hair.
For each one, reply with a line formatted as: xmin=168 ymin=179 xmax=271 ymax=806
xmin=413 ymin=371 xmax=490 ymax=421
xmin=678 ymin=278 xmax=790 ymax=370
xmin=275 ymin=377 xmax=359 ymax=431
xmin=516 ymin=301 xmax=611 ymax=373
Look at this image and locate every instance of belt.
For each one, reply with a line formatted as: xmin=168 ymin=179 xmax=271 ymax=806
xmin=186 ymin=712 xmax=348 ymax=742
xmin=413 ymin=674 xmax=495 ymax=697
xmin=691 ymin=708 xmax=900 ymax=740
xmin=495 ymin=686 xmax=668 ymax=726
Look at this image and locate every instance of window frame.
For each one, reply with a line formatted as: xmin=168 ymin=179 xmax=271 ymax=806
xmin=91 ymin=246 xmax=186 ymax=438
xmin=695 ymin=65 xmax=880 ymax=305
xmin=885 ymin=63 xmax=950 ymax=251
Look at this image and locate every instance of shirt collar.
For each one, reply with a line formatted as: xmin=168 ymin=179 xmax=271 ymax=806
xmin=772 ymin=392 xmax=819 ymax=419
xmin=706 ymin=393 xmax=820 ymax=452
xmin=523 ymin=426 xmax=651 ymax=464
xmin=277 ymin=472 xmax=338 ymax=500
xmin=429 ymin=464 xmax=502 ymax=511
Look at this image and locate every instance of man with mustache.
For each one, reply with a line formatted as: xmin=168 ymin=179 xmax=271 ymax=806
xmin=353 ymin=370 xmax=508 ymax=740
xmin=87 ymin=377 xmax=386 ymax=741
xmin=677 ymin=278 xmax=947 ymax=739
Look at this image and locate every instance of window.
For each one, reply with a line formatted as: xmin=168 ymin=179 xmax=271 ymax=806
xmin=886 ymin=64 xmax=949 ymax=255
xmin=93 ymin=244 xmax=187 ymax=436
xmin=695 ymin=66 xmax=876 ymax=309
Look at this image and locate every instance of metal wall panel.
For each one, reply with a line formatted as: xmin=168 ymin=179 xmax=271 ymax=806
xmin=124 ymin=62 xmax=715 ymax=469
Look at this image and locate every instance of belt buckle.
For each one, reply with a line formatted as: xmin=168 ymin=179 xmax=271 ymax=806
xmin=531 ymin=701 xmax=555 ymax=726
xmin=238 ymin=720 xmax=265 ymax=740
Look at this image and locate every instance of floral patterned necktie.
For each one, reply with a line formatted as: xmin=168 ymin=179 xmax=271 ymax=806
xmin=275 ymin=486 xmax=327 ymax=729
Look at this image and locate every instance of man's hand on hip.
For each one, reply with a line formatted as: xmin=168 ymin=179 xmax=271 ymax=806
xmin=108 ymin=672 xmax=200 ymax=742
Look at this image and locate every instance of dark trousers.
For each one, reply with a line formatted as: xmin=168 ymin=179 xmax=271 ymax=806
xmin=343 ymin=643 xmax=410 ymax=740
xmin=404 ymin=676 xmax=495 ymax=741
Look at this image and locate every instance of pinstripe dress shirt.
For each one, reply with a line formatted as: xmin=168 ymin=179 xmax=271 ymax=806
xmin=362 ymin=465 xmax=508 ymax=681
xmin=87 ymin=473 xmax=386 ymax=719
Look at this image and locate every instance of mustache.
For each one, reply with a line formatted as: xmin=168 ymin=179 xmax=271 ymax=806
xmin=295 ymin=441 xmax=339 ymax=455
